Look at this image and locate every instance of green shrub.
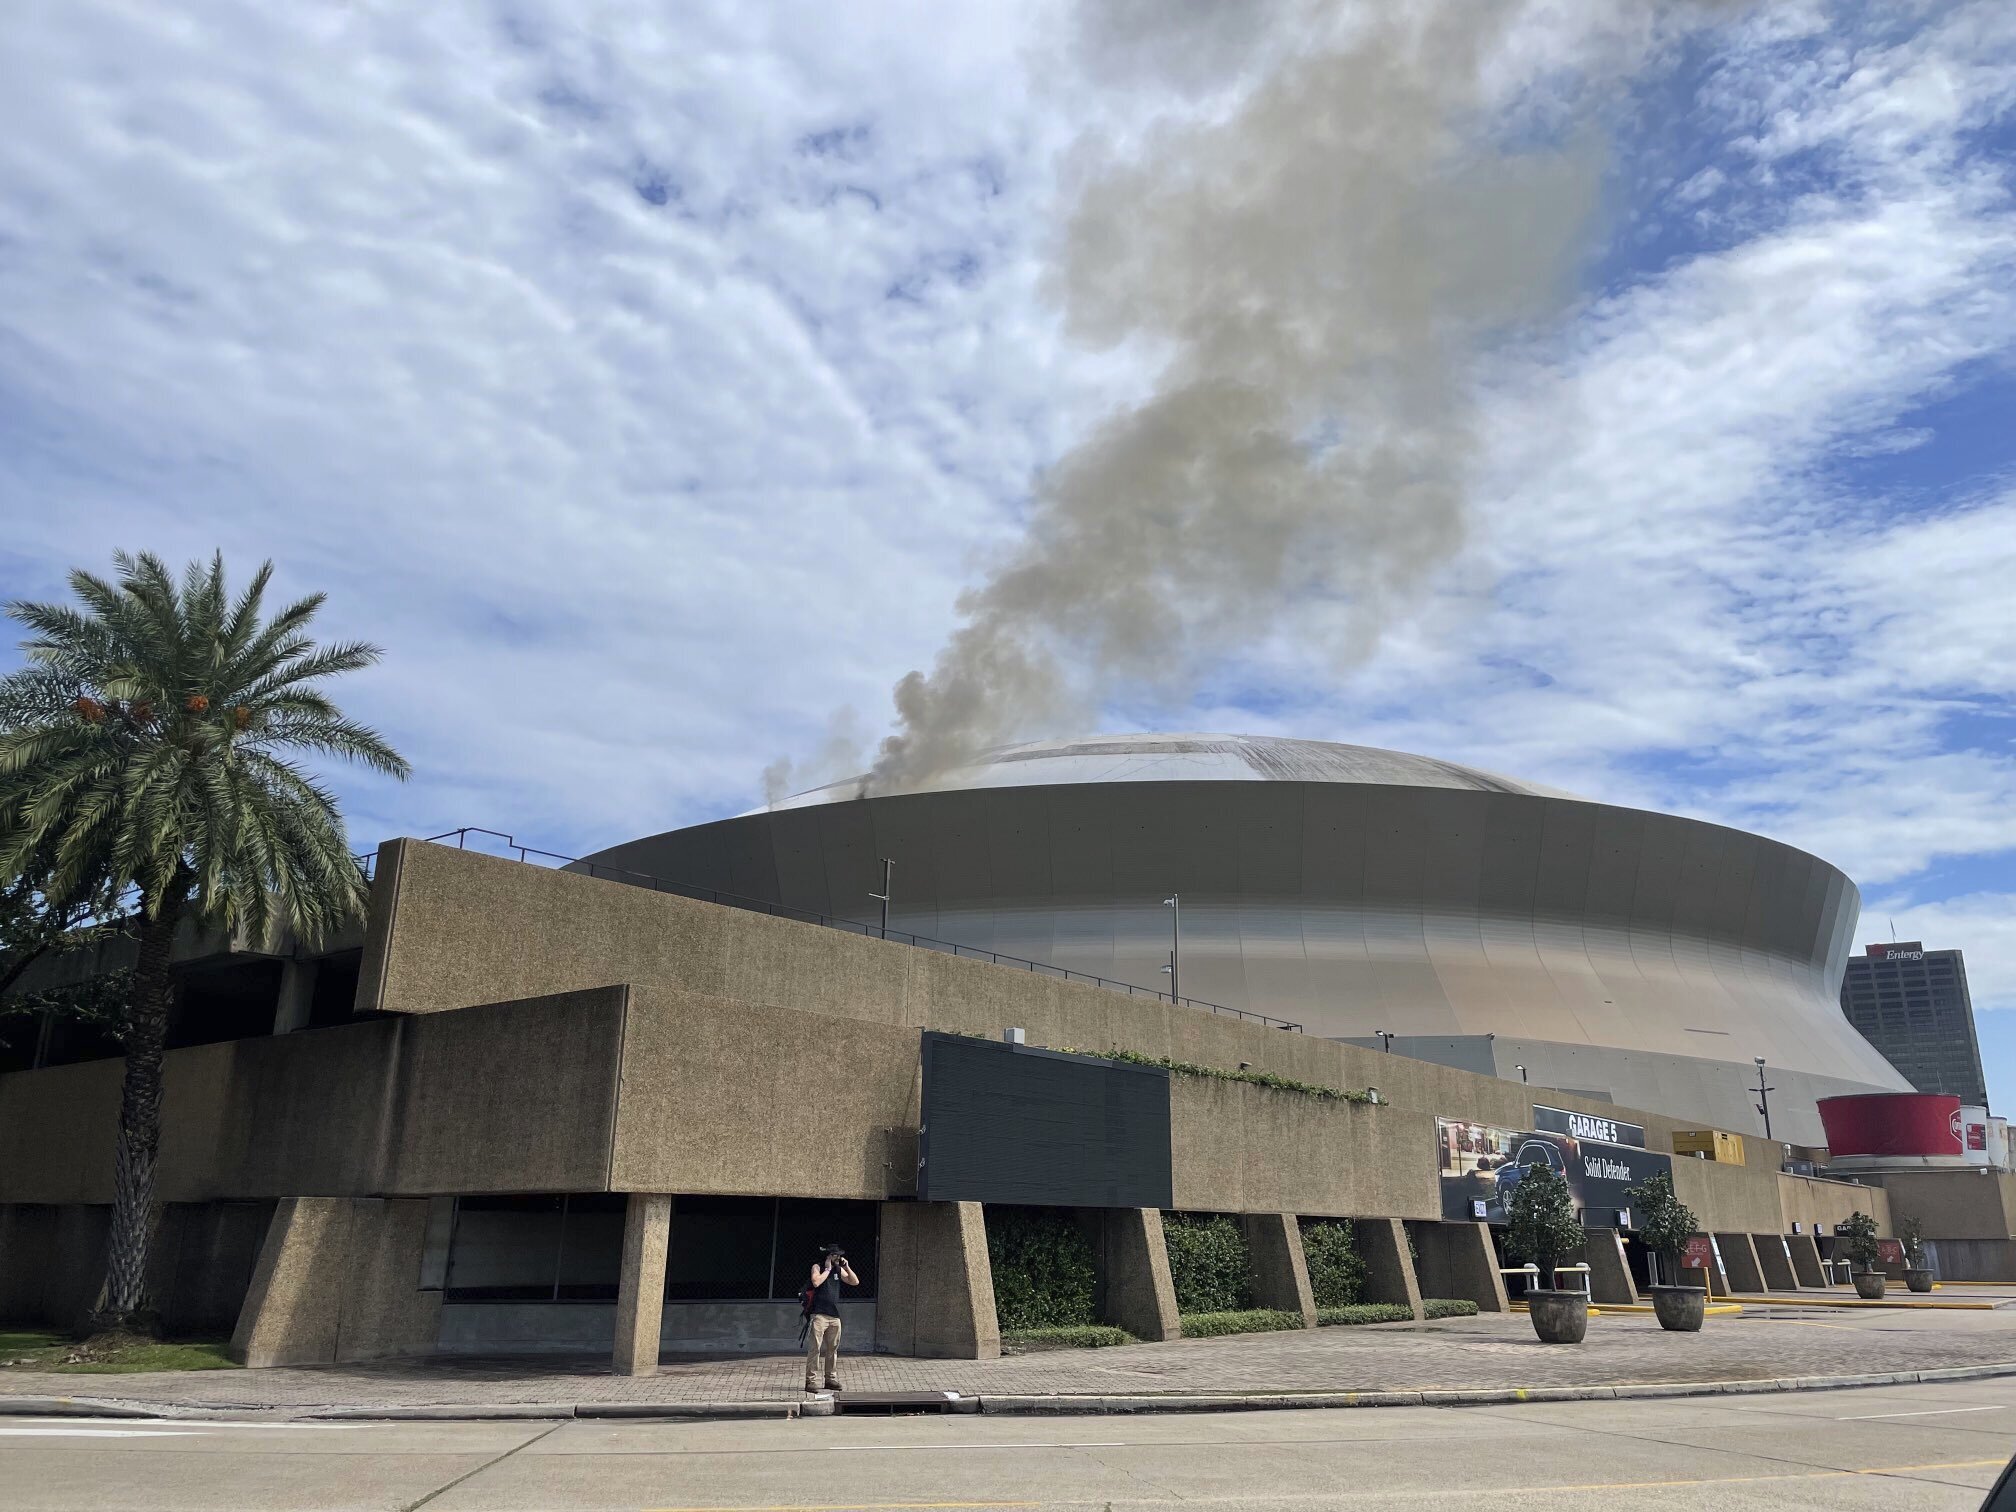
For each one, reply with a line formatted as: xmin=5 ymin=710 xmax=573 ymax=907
xmin=1837 ymin=1210 xmax=1882 ymax=1271
xmin=1315 ymin=1302 xmax=1413 ymax=1326
xmin=1179 ymin=1309 xmax=1305 ymax=1339
xmin=1000 ymin=1325 xmax=1135 ymax=1351
xmin=1162 ymin=1212 xmax=1253 ymax=1313
xmin=1423 ymin=1298 xmax=1479 ymax=1319
xmin=986 ymin=1206 xmax=1097 ymax=1330
xmin=1299 ymin=1219 xmax=1367 ymax=1308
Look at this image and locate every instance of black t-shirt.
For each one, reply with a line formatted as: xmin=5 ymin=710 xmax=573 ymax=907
xmin=813 ymin=1264 xmax=843 ymax=1318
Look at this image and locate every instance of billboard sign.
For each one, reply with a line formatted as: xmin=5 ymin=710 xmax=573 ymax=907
xmin=1533 ymin=1104 xmax=1646 ymax=1149
xmin=1437 ymin=1117 xmax=1672 ymax=1228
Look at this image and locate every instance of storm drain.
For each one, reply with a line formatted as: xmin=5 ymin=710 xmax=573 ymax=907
xmin=826 ymin=1390 xmax=972 ymax=1416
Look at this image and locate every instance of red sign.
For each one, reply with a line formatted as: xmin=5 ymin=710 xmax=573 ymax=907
xmin=1682 ymin=1236 xmax=1714 ymax=1272
xmin=1876 ymin=1238 xmax=1906 ymax=1267
xmin=1818 ymin=1093 xmax=1964 ymax=1157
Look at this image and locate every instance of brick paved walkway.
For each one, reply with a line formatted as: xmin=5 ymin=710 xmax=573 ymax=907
xmin=6 ymin=1304 xmax=2016 ymax=1413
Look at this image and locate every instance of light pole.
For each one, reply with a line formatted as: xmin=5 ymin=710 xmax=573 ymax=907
xmin=1515 ymin=1064 xmax=1528 ymax=1084
xmin=1753 ymin=1056 xmax=1775 ymax=1140
xmin=1161 ymin=894 xmax=1181 ymax=1003
xmin=870 ymin=859 xmax=894 ymax=938
xmin=1375 ymin=1029 xmax=1394 ymax=1053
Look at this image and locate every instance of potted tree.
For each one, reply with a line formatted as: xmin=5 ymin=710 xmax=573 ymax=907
xmin=1899 ymin=1217 xmax=1935 ymax=1293
xmin=1504 ymin=1163 xmax=1588 ymax=1343
xmin=1837 ymin=1211 xmax=1885 ymax=1299
xmin=1628 ymin=1170 xmax=1706 ymax=1331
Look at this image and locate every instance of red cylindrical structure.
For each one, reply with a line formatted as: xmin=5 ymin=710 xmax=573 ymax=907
xmin=1818 ymin=1092 xmax=1965 ymax=1168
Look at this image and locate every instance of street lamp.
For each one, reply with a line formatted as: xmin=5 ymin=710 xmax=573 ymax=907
xmin=1753 ymin=1056 xmax=1776 ymax=1140
xmin=1515 ymin=1064 xmax=1528 ymax=1084
xmin=870 ymin=858 xmax=894 ymax=938
xmin=1161 ymin=894 xmax=1181 ymax=1004
xmin=1375 ymin=1029 xmax=1394 ymax=1053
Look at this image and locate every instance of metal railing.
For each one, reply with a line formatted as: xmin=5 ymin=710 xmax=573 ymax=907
xmin=365 ymin=826 xmax=1302 ymax=1032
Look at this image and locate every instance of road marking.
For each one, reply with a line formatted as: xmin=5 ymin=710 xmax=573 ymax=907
xmin=0 ymin=1427 xmax=206 ymax=1438
xmin=646 ymin=1504 xmax=1036 ymax=1511
xmin=1839 ymin=1405 xmax=2009 ymax=1420
xmin=0 ymin=1418 xmax=363 ymax=1430
xmin=819 ymin=1443 xmax=1127 ymax=1452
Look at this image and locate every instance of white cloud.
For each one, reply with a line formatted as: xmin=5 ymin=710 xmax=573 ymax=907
xmin=2 ymin=0 xmax=2014 ymax=1056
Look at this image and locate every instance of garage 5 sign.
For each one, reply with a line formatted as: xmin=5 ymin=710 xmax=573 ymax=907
xmin=1437 ymin=1114 xmax=1672 ymax=1229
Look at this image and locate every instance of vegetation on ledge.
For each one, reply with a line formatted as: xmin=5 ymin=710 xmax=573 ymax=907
xmin=1053 ymin=1047 xmax=1377 ymax=1104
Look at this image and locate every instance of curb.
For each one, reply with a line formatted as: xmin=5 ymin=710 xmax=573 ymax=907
xmin=6 ymin=1363 xmax=2015 ymax=1423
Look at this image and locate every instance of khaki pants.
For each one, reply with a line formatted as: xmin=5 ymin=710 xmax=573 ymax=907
xmin=805 ymin=1314 xmax=842 ymax=1385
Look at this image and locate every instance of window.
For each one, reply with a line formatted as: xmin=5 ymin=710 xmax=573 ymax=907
xmin=444 ymin=1195 xmax=623 ymax=1302
xmin=443 ymin=1194 xmax=882 ymax=1304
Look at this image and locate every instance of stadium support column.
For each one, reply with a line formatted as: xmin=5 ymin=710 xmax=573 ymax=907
xmin=273 ymin=959 xmax=318 ymax=1034
xmin=1716 ymin=1233 xmax=1766 ymax=1293
xmin=875 ymin=1201 xmax=1000 ymax=1359
xmin=1788 ymin=1231 xmax=1826 ymax=1288
xmin=1242 ymin=1213 xmax=1316 ymax=1327
xmin=1354 ymin=1218 xmax=1425 ymax=1320
xmin=612 ymin=1194 xmax=672 ymax=1376
xmin=1583 ymin=1230 xmax=1639 ymax=1304
xmin=1414 ymin=1222 xmax=1510 ymax=1313
xmin=1104 ymin=1208 xmax=1181 ymax=1341
xmin=1752 ymin=1232 xmax=1798 ymax=1291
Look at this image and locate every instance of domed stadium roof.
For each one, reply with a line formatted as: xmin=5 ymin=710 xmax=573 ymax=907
xmin=764 ymin=731 xmax=1584 ymax=811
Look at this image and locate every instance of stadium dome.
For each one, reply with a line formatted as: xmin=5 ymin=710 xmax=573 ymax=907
xmin=584 ymin=733 xmax=1908 ymax=1142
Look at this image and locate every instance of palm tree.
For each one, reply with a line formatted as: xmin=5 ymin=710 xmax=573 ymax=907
xmin=0 ymin=553 xmax=407 ymax=1328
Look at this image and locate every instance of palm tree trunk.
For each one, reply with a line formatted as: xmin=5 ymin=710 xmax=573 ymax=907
xmin=98 ymin=887 xmax=185 ymax=1329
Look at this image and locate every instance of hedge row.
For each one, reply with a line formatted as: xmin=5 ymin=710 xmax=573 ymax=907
xmin=1315 ymin=1302 xmax=1413 ymax=1326
xmin=1298 ymin=1219 xmax=1367 ymax=1308
xmin=986 ymin=1207 xmax=1097 ymax=1330
xmin=1162 ymin=1212 xmax=1254 ymax=1314
xmin=1423 ymin=1298 xmax=1480 ymax=1319
xmin=1000 ymin=1325 xmax=1136 ymax=1351
xmin=1178 ymin=1309 xmax=1306 ymax=1339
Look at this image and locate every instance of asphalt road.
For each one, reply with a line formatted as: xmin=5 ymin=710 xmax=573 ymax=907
xmin=1 ymin=1378 xmax=2012 ymax=1511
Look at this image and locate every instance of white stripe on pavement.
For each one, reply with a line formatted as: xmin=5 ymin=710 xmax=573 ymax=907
xmin=1838 ymin=1405 xmax=2008 ymax=1420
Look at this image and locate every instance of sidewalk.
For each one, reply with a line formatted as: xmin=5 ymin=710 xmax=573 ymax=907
xmin=7 ymin=1306 xmax=2016 ymax=1419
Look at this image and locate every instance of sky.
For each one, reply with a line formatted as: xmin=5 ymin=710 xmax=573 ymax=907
xmin=2 ymin=2 xmax=2013 ymax=1107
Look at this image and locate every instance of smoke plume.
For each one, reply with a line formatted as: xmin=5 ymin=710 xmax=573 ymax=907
xmin=841 ymin=0 xmax=1734 ymax=797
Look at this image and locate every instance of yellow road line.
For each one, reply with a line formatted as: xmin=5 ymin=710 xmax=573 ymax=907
xmin=1727 ymin=1294 xmax=1994 ymax=1309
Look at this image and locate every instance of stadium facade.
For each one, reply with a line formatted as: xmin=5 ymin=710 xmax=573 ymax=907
xmin=582 ymin=733 xmax=1909 ymax=1145
xmin=6 ymin=734 xmax=2007 ymax=1377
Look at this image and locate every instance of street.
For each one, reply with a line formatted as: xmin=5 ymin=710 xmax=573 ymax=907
xmin=2 ymin=1378 xmax=2012 ymax=1511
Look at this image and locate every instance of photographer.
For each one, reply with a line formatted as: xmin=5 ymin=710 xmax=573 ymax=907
xmin=804 ymin=1243 xmax=859 ymax=1392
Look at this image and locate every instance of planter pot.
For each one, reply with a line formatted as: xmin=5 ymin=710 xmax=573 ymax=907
xmin=1852 ymin=1270 xmax=1887 ymax=1300
xmin=1649 ymin=1284 xmax=1707 ymax=1332
xmin=1904 ymin=1268 xmax=1935 ymax=1294
xmin=1526 ymin=1288 xmax=1589 ymax=1344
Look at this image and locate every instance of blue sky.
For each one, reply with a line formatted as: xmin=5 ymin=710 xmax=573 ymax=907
xmin=2 ymin=2 xmax=2013 ymax=1107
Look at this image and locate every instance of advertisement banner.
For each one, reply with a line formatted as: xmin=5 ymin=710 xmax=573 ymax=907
xmin=1437 ymin=1117 xmax=1672 ymax=1228
xmin=1533 ymin=1104 xmax=1646 ymax=1150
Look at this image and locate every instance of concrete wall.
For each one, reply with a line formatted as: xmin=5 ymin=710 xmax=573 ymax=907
xmin=0 ymin=1204 xmax=108 ymax=1328
xmin=0 ymin=989 xmax=624 ymax=1205
xmin=608 ymin=988 xmax=918 ymax=1198
xmin=1876 ymin=1170 xmax=2016 ymax=1242
xmin=1777 ymin=1173 xmax=1891 ymax=1236
xmin=230 ymin=1197 xmax=441 ymax=1366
